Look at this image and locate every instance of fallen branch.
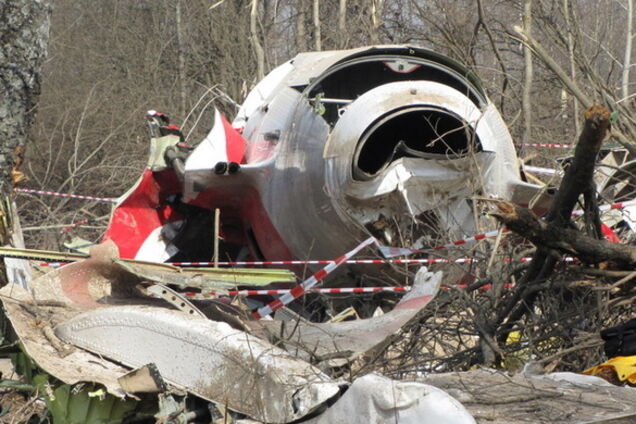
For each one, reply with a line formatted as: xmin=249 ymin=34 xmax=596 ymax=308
xmin=490 ymin=105 xmax=611 ymax=347
xmin=490 ymin=201 xmax=636 ymax=266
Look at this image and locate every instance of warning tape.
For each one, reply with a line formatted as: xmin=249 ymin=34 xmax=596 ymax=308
xmin=14 ymin=188 xmax=118 ymax=203
xmin=434 ymin=228 xmax=508 ymax=250
xmin=376 ymin=229 xmax=508 ymax=258
xmin=170 ymin=258 xmax=477 ymax=267
xmin=252 ymin=237 xmax=376 ymax=319
xmin=34 ymin=256 xmax=576 ymax=268
xmin=185 ymin=286 xmax=411 ymax=297
xmin=10 ymin=191 xmax=633 ymax=271
xmin=381 ymin=199 xmax=636 ymax=258
xmin=572 ymin=199 xmax=636 ymax=216
xmin=515 ymin=143 xmax=574 ymax=149
xmin=60 ymin=218 xmax=91 ymax=234
xmin=181 ymin=283 xmax=519 ymax=298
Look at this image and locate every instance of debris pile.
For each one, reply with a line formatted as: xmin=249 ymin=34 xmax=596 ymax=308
xmin=2 ymin=46 xmax=636 ymax=423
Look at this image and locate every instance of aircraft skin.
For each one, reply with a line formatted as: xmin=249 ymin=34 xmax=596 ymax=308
xmin=104 ymin=45 xmax=539 ymax=285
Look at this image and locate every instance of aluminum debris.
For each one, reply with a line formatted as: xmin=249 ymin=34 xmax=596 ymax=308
xmin=251 ymin=266 xmax=442 ymax=366
xmin=55 ymin=305 xmax=343 ymax=423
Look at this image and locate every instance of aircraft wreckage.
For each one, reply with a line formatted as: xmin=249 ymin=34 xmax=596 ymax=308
xmin=1 ymin=45 xmax=561 ymax=423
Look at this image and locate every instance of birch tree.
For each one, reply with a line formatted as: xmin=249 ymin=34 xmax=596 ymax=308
xmin=250 ymin=0 xmax=265 ymax=80
xmin=313 ymin=0 xmax=322 ymax=51
xmin=522 ymin=0 xmax=533 ymax=146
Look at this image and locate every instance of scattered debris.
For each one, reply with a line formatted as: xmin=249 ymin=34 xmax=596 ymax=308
xmin=2 ymin=45 xmax=636 ymax=423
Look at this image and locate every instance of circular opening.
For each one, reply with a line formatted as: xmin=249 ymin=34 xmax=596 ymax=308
xmin=353 ymin=107 xmax=480 ymax=180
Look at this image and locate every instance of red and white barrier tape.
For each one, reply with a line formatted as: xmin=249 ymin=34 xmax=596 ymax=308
xmin=169 ymin=258 xmax=477 ymax=266
xmin=252 ymin=237 xmax=376 ymax=319
xmin=572 ymin=199 xmax=636 ymax=216
xmin=182 ymin=283 xmax=518 ymax=298
xmin=60 ymin=218 xmax=91 ymax=234
xmin=449 ymin=283 xmax=515 ymax=291
xmin=515 ymin=143 xmax=574 ymax=149
xmin=34 ymin=256 xmax=575 ymax=268
xmin=34 ymin=262 xmax=68 ymax=267
xmin=434 ymin=228 xmax=509 ymax=250
xmin=379 ymin=229 xmax=510 ymax=258
xmin=186 ymin=286 xmax=411 ymax=297
xmin=15 ymin=188 xmax=117 ymax=203
xmin=381 ymin=199 xmax=636 ymax=258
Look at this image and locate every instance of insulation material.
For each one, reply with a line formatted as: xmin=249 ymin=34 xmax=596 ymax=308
xmin=304 ymin=374 xmax=475 ymax=424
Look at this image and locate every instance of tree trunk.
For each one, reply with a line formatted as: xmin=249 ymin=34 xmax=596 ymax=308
xmin=312 ymin=0 xmax=321 ymax=51
xmin=296 ymin=1 xmax=308 ymax=51
xmin=176 ymin=0 xmax=187 ymax=118
xmin=564 ymin=0 xmax=580 ymax=135
xmin=491 ymin=106 xmax=611 ymax=345
xmin=0 ymin=0 xmax=52 ymax=247
xmin=250 ymin=0 xmax=265 ymax=80
xmin=623 ymin=0 xmax=633 ymax=101
xmin=522 ymin=0 xmax=533 ymax=146
xmin=0 ymin=0 xmax=53 ymax=196
xmin=370 ymin=0 xmax=384 ymax=44
xmin=338 ymin=0 xmax=347 ymax=48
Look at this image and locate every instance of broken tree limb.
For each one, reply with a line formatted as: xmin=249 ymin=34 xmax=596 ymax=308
xmin=511 ymin=105 xmax=611 ymax=280
xmin=547 ymin=105 xmax=611 ymax=226
xmin=490 ymin=201 xmax=636 ymax=266
xmin=490 ymin=106 xmax=611 ymax=346
xmin=514 ymin=105 xmax=610 ymax=285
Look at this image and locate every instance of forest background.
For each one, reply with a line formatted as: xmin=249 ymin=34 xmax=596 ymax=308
xmin=21 ymin=0 xmax=636 ymax=251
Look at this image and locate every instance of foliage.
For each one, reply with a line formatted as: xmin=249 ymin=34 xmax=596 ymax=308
xmin=33 ymin=375 xmax=141 ymax=424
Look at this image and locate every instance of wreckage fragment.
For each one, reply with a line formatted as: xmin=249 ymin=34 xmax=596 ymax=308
xmin=0 ymin=283 xmax=129 ymax=396
xmin=251 ymin=267 xmax=442 ymax=366
xmin=55 ymin=305 xmax=342 ymax=423
xmin=118 ymin=363 xmax=166 ymax=394
xmin=102 ymin=45 xmax=551 ymax=289
xmin=0 ymin=233 xmax=457 ymax=422
xmin=303 ymin=374 xmax=475 ymax=424
xmin=20 ymin=241 xmax=295 ymax=310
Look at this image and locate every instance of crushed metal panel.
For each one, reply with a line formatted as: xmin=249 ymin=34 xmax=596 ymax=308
xmin=252 ymin=267 xmax=442 ymax=365
xmin=116 ymin=258 xmax=296 ymax=288
xmin=0 ymin=283 xmax=129 ymax=396
xmin=55 ymin=305 xmax=343 ymax=423
xmin=24 ymin=241 xmax=295 ymax=309
xmin=118 ymin=363 xmax=166 ymax=394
